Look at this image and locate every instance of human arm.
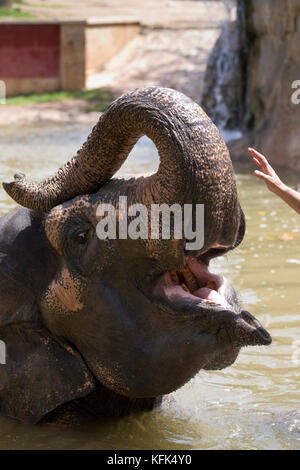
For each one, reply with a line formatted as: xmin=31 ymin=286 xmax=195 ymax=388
xmin=248 ymin=147 xmax=300 ymax=215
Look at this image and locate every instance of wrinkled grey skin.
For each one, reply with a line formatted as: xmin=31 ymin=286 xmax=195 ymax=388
xmin=0 ymin=87 xmax=271 ymax=425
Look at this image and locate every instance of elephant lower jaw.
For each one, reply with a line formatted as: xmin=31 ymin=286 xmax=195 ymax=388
xmin=153 ymin=255 xmax=272 ymax=349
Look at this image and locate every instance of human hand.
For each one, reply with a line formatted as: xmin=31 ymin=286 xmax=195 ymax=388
xmin=248 ymin=147 xmax=285 ymax=195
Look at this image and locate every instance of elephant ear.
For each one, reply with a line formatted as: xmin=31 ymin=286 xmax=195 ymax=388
xmin=0 ymin=323 xmax=95 ymax=424
xmin=0 ymin=210 xmax=95 ymax=423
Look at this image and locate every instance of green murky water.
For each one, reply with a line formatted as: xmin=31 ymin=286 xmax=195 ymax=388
xmin=0 ymin=124 xmax=299 ymax=450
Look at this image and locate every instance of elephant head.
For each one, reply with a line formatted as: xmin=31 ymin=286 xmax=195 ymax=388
xmin=0 ymin=87 xmax=271 ymax=424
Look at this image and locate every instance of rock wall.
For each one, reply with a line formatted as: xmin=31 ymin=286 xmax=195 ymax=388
xmin=202 ymin=0 xmax=300 ymax=170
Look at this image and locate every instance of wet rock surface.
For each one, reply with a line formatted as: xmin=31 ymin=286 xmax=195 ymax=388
xmin=203 ymin=0 xmax=300 ymax=170
xmin=201 ymin=20 xmax=243 ymax=129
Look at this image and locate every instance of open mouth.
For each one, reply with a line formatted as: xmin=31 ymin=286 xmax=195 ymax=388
xmin=154 ymin=256 xmax=235 ymax=312
xmin=150 ymin=247 xmax=272 ymax=351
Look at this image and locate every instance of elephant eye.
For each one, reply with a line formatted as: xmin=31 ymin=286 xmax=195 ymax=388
xmin=76 ymin=231 xmax=89 ymax=244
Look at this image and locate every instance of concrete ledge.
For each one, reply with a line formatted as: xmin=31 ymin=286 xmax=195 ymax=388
xmin=0 ymin=17 xmax=140 ymax=26
xmin=85 ymin=17 xmax=140 ymax=26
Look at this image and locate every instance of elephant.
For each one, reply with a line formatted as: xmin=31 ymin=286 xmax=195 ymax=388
xmin=0 ymin=87 xmax=271 ymax=425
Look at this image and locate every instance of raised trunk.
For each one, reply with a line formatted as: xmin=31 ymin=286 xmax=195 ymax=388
xmin=3 ymin=87 xmax=235 ymax=220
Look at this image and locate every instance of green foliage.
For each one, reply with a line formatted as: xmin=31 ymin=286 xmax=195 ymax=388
xmin=0 ymin=6 xmax=35 ymax=16
xmin=6 ymin=88 xmax=114 ymax=112
xmin=14 ymin=0 xmax=65 ymax=7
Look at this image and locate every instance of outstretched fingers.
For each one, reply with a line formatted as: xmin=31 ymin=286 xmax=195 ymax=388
xmin=248 ymin=148 xmax=272 ymax=175
xmin=254 ymin=170 xmax=272 ymax=182
xmin=249 ymin=148 xmax=284 ymax=194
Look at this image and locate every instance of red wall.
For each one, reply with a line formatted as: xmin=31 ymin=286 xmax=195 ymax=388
xmin=0 ymin=24 xmax=60 ymax=78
